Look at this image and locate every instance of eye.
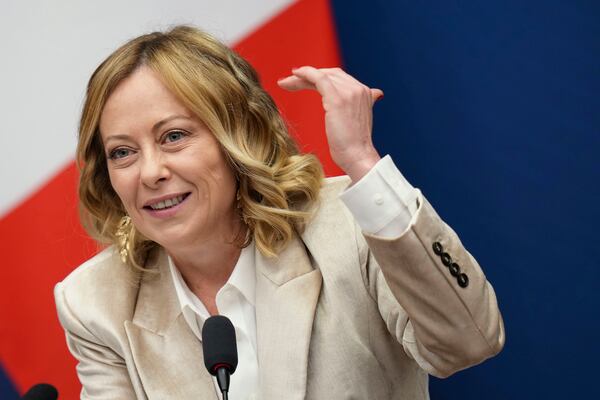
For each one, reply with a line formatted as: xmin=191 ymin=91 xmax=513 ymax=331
xmin=164 ymin=130 xmax=186 ymax=143
xmin=109 ymin=147 xmax=132 ymax=160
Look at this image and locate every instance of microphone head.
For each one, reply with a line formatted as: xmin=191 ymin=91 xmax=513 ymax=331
xmin=201 ymin=315 xmax=238 ymax=375
xmin=22 ymin=383 xmax=58 ymax=400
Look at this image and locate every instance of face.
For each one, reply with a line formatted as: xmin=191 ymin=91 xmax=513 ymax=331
xmin=99 ymin=66 xmax=239 ymax=253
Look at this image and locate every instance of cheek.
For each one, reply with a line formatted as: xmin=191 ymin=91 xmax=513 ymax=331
xmin=194 ymin=168 xmax=231 ymax=201
xmin=108 ymin=169 xmax=136 ymax=210
xmin=187 ymin=147 xmax=235 ymax=194
xmin=211 ymin=161 xmax=237 ymax=198
xmin=193 ymin=163 xmax=237 ymax=209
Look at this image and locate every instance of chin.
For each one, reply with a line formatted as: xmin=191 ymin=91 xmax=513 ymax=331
xmin=155 ymin=227 xmax=200 ymax=249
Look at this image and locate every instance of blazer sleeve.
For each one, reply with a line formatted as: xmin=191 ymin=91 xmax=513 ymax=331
xmin=55 ymin=282 xmax=138 ymax=399
xmin=358 ymin=190 xmax=505 ymax=378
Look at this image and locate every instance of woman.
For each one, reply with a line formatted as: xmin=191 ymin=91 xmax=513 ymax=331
xmin=55 ymin=26 xmax=504 ymax=399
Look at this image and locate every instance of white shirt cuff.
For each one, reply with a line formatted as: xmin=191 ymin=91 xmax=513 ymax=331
xmin=339 ymin=155 xmax=419 ymax=237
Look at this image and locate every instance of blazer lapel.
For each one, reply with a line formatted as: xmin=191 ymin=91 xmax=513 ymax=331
xmin=255 ymin=233 xmax=323 ymax=400
xmin=124 ymin=248 xmax=217 ymax=399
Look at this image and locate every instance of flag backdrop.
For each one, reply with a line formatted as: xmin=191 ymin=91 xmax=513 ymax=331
xmin=1 ymin=1 xmax=598 ymax=399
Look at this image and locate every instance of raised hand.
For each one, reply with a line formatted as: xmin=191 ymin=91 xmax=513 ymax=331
xmin=277 ymin=66 xmax=383 ymax=183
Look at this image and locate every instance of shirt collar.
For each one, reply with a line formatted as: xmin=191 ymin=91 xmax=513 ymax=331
xmin=227 ymin=243 xmax=256 ymax=307
xmin=167 ymin=243 xmax=256 ymax=318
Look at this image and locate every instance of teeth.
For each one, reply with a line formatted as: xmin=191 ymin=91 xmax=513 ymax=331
xmin=150 ymin=195 xmax=185 ymax=210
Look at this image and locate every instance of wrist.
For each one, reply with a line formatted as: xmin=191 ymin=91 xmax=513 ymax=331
xmin=342 ymin=151 xmax=381 ymax=184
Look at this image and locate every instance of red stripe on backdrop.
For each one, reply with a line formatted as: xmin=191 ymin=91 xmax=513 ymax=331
xmin=0 ymin=0 xmax=342 ymax=397
xmin=235 ymin=0 xmax=343 ymax=177
xmin=0 ymin=162 xmax=97 ymax=398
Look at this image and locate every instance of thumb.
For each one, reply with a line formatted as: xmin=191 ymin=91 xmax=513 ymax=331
xmin=370 ymin=88 xmax=384 ymax=103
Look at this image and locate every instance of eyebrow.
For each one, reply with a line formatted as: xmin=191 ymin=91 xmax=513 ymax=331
xmin=152 ymin=114 xmax=193 ymax=133
xmin=103 ymin=114 xmax=194 ymax=144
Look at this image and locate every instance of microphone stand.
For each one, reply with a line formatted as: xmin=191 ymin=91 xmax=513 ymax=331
xmin=216 ymin=366 xmax=231 ymax=400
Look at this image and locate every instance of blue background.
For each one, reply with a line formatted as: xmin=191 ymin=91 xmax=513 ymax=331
xmin=331 ymin=0 xmax=599 ymax=398
xmin=1 ymin=1 xmax=598 ymax=398
xmin=0 ymin=364 xmax=18 ymax=398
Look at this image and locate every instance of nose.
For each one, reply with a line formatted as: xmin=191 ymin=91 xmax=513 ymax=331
xmin=140 ymin=150 xmax=170 ymax=189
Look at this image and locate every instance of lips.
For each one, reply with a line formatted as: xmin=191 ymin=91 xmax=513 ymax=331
xmin=143 ymin=193 xmax=190 ymax=210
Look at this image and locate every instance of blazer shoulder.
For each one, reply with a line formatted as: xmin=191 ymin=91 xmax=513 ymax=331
xmin=55 ymin=246 xmax=140 ymax=346
xmin=301 ymin=175 xmax=364 ymax=259
xmin=57 ymin=246 xmax=140 ymax=302
xmin=313 ymin=174 xmax=355 ymax=223
xmin=321 ymin=175 xmax=352 ymax=197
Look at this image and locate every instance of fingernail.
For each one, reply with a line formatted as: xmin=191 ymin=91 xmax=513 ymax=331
xmin=376 ymin=94 xmax=384 ymax=102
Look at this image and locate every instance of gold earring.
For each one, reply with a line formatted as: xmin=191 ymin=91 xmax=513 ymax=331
xmin=115 ymin=215 xmax=132 ymax=264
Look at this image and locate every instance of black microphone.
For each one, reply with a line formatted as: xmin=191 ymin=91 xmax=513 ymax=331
xmin=202 ymin=315 xmax=238 ymax=400
xmin=21 ymin=383 xmax=58 ymax=400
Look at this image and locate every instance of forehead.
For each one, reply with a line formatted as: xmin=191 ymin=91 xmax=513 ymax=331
xmin=99 ymin=67 xmax=192 ymax=137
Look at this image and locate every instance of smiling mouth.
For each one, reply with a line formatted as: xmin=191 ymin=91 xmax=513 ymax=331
xmin=144 ymin=193 xmax=190 ymax=211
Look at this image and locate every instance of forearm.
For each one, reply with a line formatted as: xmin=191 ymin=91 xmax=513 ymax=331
xmin=364 ymin=194 xmax=505 ymax=377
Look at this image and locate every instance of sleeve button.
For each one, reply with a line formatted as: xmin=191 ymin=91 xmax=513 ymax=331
xmin=449 ymin=262 xmax=460 ymax=277
xmin=457 ymin=273 xmax=469 ymax=288
xmin=432 ymin=241 xmax=443 ymax=255
xmin=441 ymin=252 xmax=452 ymax=267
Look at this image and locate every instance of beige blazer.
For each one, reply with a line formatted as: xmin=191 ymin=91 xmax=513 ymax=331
xmin=55 ymin=177 xmax=504 ymax=400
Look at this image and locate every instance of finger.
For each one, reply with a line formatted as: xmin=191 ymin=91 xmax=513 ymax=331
xmin=321 ymin=68 xmax=383 ymax=103
xmin=326 ymin=73 xmax=368 ymax=93
xmin=324 ymin=73 xmax=366 ymax=100
xmin=277 ymin=75 xmax=316 ymax=91
xmin=291 ymin=66 xmax=325 ymax=82
xmin=326 ymin=73 xmax=383 ymax=105
xmin=301 ymin=67 xmax=359 ymax=88
xmin=290 ymin=66 xmax=338 ymax=96
xmin=371 ymin=88 xmax=384 ymax=103
xmin=317 ymin=67 xmax=347 ymax=76
xmin=327 ymin=67 xmax=363 ymax=85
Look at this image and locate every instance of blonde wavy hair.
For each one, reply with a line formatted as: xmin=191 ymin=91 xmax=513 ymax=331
xmin=77 ymin=25 xmax=324 ymax=269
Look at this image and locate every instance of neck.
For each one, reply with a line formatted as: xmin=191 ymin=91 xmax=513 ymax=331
xmin=166 ymin=219 xmax=246 ymax=297
xmin=172 ymin=240 xmax=241 ymax=284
